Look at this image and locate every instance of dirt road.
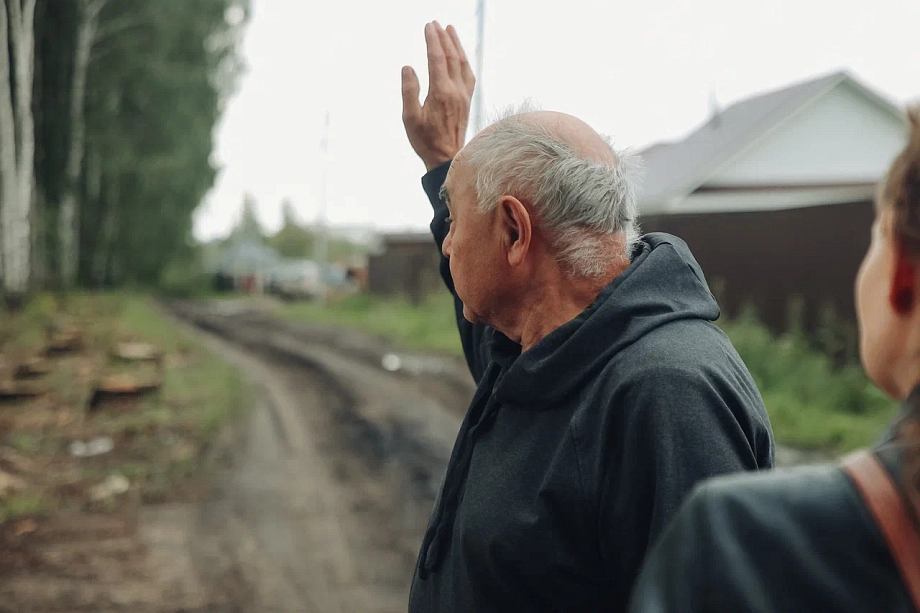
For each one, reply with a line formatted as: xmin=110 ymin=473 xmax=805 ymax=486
xmin=1 ymin=298 xmax=823 ymax=612
xmin=0 ymin=300 xmax=472 ymax=613
xmin=166 ymin=301 xmax=822 ymax=612
xmin=167 ymin=300 xmax=472 ymax=613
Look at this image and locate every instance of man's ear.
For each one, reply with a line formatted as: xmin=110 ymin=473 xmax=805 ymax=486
xmin=890 ymin=241 xmax=918 ymax=315
xmin=498 ymin=196 xmax=532 ymax=267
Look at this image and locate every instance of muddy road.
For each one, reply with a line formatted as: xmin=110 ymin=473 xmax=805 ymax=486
xmin=0 ymin=299 xmax=473 ymax=613
xmin=0 ymin=298 xmax=819 ymax=612
xmin=166 ymin=300 xmax=474 ymax=613
xmin=167 ymin=300 xmax=820 ymax=613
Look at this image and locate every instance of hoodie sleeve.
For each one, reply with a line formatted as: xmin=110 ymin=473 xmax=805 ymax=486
xmin=597 ymin=366 xmax=764 ymax=599
xmin=422 ymin=161 xmax=492 ymax=383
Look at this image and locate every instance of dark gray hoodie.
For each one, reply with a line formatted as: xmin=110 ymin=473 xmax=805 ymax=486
xmin=408 ymin=161 xmax=775 ymax=613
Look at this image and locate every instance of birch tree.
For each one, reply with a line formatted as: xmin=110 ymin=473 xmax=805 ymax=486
xmin=23 ymin=0 xmax=249 ymax=290
xmin=57 ymin=0 xmax=105 ymax=289
xmin=0 ymin=0 xmax=37 ymax=303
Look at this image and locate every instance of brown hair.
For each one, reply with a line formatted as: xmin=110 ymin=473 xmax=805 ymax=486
xmin=880 ymin=105 xmax=920 ymax=516
xmin=881 ymin=107 xmax=920 ymax=254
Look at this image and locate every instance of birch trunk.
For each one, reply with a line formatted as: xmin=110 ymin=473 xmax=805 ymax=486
xmin=58 ymin=0 xmax=103 ymax=288
xmin=0 ymin=0 xmax=38 ymax=300
xmin=0 ymin=2 xmax=18 ymax=296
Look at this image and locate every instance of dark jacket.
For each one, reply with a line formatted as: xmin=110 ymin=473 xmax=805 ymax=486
xmin=628 ymin=404 xmax=920 ymax=613
xmin=408 ymin=161 xmax=775 ymax=613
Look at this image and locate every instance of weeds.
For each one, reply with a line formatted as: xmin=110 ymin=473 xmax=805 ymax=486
xmin=0 ymin=292 xmax=249 ymax=516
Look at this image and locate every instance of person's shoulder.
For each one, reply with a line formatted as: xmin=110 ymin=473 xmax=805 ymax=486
xmin=665 ymin=463 xmax=879 ymax=587
xmin=658 ymin=464 xmax=859 ymax=552
xmin=694 ymin=463 xmax=861 ymax=527
xmin=611 ymin=318 xmax=740 ymax=381
xmin=631 ymin=463 xmax=905 ymax=613
xmin=682 ymin=464 xmax=905 ymax=610
xmin=591 ymin=328 xmax=765 ymax=426
xmin=592 ymin=318 xmax=769 ymax=434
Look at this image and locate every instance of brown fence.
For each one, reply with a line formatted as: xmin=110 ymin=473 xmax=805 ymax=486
xmin=367 ymin=241 xmax=442 ymax=304
xmin=641 ymin=200 xmax=874 ymax=338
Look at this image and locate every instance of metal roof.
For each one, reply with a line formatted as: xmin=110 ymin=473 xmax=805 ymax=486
xmin=637 ymin=70 xmax=903 ymax=211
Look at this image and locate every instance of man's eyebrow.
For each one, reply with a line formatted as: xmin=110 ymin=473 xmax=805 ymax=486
xmin=439 ymin=184 xmax=451 ymax=207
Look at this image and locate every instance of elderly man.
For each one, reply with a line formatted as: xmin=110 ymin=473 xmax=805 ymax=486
xmin=400 ymin=22 xmax=775 ymax=613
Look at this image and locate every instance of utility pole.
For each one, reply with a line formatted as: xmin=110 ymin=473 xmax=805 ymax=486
xmin=316 ymin=110 xmax=330 ymax=306
xmin=708 ymin=88 xmax=721 ymax=128
xmin=472 ymin=0 xmax=486 ymax=134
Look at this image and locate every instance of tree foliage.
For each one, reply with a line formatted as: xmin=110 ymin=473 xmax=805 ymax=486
xmin=1 ymin=0 xmax=249 ymax=301
xmin=231 ymin=192 xmax=264 ymax=244
xmin=219 ymin=193 xmax=368 ymax=263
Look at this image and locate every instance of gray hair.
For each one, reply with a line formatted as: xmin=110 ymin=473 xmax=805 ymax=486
xmin=462 ymin=101 xmax=643 ymax=278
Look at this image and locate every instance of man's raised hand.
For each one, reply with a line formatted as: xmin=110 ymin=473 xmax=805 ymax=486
xmin=401 ymin=22 xmax=476 ymax=171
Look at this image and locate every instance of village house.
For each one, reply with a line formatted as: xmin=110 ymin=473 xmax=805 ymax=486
xmin=638 ymin=70 xmax=908 ymax=335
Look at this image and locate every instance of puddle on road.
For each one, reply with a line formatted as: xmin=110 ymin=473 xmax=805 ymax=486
xmin=380 ymin=353 xmax=450 ymax=376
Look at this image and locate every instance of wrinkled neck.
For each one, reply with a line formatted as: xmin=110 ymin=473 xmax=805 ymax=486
xmin=499 ymin=260 xmax=629 ymax=352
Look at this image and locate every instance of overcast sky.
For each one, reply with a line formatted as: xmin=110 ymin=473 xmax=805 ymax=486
xmin=192 ymin=0 xmax=920 ymax=242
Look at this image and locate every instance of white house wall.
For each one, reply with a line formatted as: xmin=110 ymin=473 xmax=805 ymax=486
xmin=708 ymin=83 xmax=906 ymax=186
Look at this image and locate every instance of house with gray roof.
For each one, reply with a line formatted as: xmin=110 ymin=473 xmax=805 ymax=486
xmin=639 ymin=70 xmax=908 ymax=335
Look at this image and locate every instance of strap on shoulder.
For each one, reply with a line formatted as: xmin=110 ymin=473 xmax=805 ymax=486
xmin=841 ymin=449 xmax=920 ymax=611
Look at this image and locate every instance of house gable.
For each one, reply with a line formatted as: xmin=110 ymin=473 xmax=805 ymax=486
xmin=706 ymin=80 xmax=907 ymax=187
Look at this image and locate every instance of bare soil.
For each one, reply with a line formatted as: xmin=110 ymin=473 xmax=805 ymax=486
xmin=2 ymin=299 xmax=472 ymax=612
xmin=0 ymin=297 xmax=824 ymax=612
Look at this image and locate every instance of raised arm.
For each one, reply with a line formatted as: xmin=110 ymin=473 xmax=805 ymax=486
xmin=401 ymin=22 xmax=491 ymax=382
xmin=424 ymin=159 xmax=492 ymax=382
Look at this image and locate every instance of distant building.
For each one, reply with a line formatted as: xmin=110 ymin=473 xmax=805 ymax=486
xmin=213 ymin=239 xmax=282 ymax=294
xmin=638 ymin=70 xmax=908 ymax=334
xmin=367 ymin=232 xmax=441 ymax=303
xmin=266 ymin=258 xmax=323 ymax=299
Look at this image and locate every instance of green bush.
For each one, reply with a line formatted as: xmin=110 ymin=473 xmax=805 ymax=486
xmin=157 ymin=256 xmax=214 ymax=298
xmin=280 ymin=292 xmax=463 ymax=355
xmin=720 ymin=308 xmax=894 ymax=451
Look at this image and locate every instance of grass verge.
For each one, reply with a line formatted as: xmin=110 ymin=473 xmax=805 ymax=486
xmin=0 ymin=292 xmax=247 ymax=522
xmin=279 ymin=292 xmax=464 ymax=355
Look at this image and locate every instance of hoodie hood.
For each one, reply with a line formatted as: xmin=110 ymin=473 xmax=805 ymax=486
xmin=492 ymin=232 xmax=721 ymax=410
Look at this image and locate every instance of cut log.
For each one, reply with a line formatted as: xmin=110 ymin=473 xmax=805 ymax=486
xmin=87 ymin=374 xmax=162 ymax=410
xmin=0 ymin=469 xmax=26 ymax=497
xmin=44 ymin=329 xmax=83 ymax=356
xmin=13 ymin=357 xmax=50 ymax=379
xmin=112 ymin=342 xmax=162 ymax=364
xmin=0 ymin=379 xmax=45 ymax=402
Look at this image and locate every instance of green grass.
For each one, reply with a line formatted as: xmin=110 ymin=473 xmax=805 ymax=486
xmin=7 ymin=433 xmax=39 ymax=453
xmin=280 ymin=291 xmax=896 ymax=453
xmin=279 ymin=292 xmax=464 ymax=356
xmin=0 ymin=493 xmax=49 ymax=522
xmin=1 ymin=291 xmax=249 ymax=510
xmin=119 ymin=295 xmax=249 ymax=434
xmin=22 ymin=292 xmax=250 ymax=439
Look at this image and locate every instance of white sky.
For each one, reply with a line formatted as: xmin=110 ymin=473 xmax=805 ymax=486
xmin=193 ymin=0 xmax=920 ymax=242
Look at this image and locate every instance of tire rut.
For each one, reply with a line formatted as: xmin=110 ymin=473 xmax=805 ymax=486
xmin=165 ymin=300 xmax=465 ymax=612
